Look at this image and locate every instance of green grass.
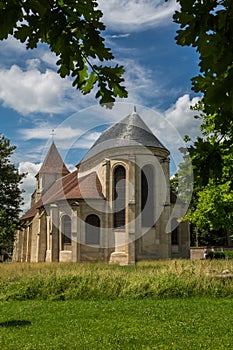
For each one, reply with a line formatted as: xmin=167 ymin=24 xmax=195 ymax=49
xmin=1 ymin=260 xmax=233 ymax=300
xmin=1 ymin=261 xmax=233 ymax=349
xmin=1 ymin=298 xmax=233 ymax=349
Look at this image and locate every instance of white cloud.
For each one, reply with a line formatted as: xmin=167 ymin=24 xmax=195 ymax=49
xmin=40 ymin=50 xmax=58 ymax=69
xmin=0 ymin=35 xmax=27 ymax=55
xmin=19 ymin=161 xmax=41 ymax=178
xmin=20 ymin=125 xmax=83 ymax=140
xmin=98 ymin=0 xmax=178 ymax=31
xmin=26 ymin=58 xmax=41 ymax=70
xmin=0 ymin=39 xmax=171 ymax=117
xmin=110 ymin=34 xmax=130 ymax=39
xmin=0 ymin=63 xmax=78 ymax=115
xmin=70 ymin=131 xmax=102 ymax=150
xmin=164 ymin=94 xmax=201 ymax=139
xmin=19 ymin=162 xmax=41 ymax=211
xmin=114 ymin=58 xmax=163 ymax=105
xmin=142 ymin=94 xmax=202 ymax=173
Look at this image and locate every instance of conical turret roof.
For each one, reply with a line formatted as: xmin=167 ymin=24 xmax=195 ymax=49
xmin=82 ymin=109 xmax=168 ymax=161
xmin=37 ymin=141 xmax=70 ymax=176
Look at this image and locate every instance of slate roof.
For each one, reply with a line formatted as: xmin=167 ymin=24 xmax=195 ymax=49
xmin=83 ymin=110 xmax=168 ymax=161
xmin=37 ymin=141 xmax=70 ymax=176
xmin=21 ymin=171 xmax=104 ymax=220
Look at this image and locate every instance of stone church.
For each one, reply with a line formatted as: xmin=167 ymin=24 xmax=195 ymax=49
xmin=13 ymin=109 xmax=190 ymax=264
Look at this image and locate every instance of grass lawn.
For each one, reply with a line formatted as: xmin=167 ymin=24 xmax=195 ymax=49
xmin=2 ymin=260 xmax=233 ymax=300
xmin=1 ymin=298 xmax=233 ymax=350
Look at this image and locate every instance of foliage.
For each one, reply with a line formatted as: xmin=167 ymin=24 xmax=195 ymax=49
xmin=186 ymin=180 xmax=233 ymax=232
xmin=2 ymin=260 xmax=233 ymax=301
xmin=1 ymin=298 xmax=233 ymax=350
xmin=172 ymin=1 xmax=233 ymax=240
xmin=0 ymin=135 xmax=25 ymax=258
xmin=0 ymin=0 xmax=128 ymax=106
xmin=174 ymin=0 xmax=233 ymax=136
xmin=181 ymin=112 xmax=233 ymax=238
xmin=170 ymin=147 xmax=193 ymax=203
xmin=194 ymin=227 xmax=229 ymax=247
xmin=207 ymin=250 xmax=233 ymax=260
xmin=223 ymin=250 xmax=233 ymax=259
xmin=174 ymin=134 xmax=233 ymax=243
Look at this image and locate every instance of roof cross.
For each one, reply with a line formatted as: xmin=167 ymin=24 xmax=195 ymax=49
xmin=50 ymin=129 xmax=56 ymax=140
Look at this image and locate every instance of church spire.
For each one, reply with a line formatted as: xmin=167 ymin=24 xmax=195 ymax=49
xmin=38 ymin=141 xmax=69 ymax=176
xmin=36 ymin=141 xmax=70 ymax=196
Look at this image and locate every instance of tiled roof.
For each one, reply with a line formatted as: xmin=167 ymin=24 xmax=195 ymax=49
xmin=42 ymin=170 xmax=104 ymax=205
xmin=83 ymin=110 xmax=168 ymax=161
xmin=21 ymin=171 xmax=104 ymax=220
xmin=21 ymin=199 xmax=43 ymax=220
xmin=37 ymin=141 xmax=70 ymax=176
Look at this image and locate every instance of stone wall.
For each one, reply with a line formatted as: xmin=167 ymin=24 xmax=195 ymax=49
xmin=190 ymin=246 xmax=233 ymax=260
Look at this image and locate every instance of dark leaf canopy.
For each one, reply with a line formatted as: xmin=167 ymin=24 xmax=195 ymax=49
xmin=174 ymin=0 xmax=233 ymax=135
xmin=172 ymin=1 xmax=233 ymax=236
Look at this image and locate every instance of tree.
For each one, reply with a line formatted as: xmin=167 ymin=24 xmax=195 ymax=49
xmin=173 ymin=0 xmax=233 ymax=136
xmin=170 ymin=146 xmax=193 ymax=203
xmin=0 ymin=135 xmax=25 ymax=259
xmin=172 ymin=132 xmax=233 ymax=245
xmin=173 ymin=106 xmax=233 ymax=243
xmin=184 ymin=127 xmax=233 ymax=242
xmin=188 ymin=181 xmax=233 ymax=232
xmin=0 ymin=0 xmax=127 ymax=106
xmin=170 ymin=0 xmax=233 ymax=244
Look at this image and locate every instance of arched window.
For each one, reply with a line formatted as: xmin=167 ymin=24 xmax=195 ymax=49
xmin=61 ymin=215 xmax=71 ymax=246
xmin=171 ymin=218 xmax=179 ymax=245
xmin=141 ymin=165 xmax=154 ymax=227
xmin=113 ymin=165 xmax=126 ymax=228
xmin=85 ymin=215 xmax=100 ymax=245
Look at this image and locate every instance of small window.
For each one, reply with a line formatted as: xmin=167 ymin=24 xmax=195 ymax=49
xmin=62 ymin=215 xmax=71 ymax=246
xmin=85 ymin=215 xmax=100 ymax=245
xmin=171 ymin=218 xmax=179 ymax=245
xmin=113 ymin=166 xmax=126 ymax=228
xmin=141 ymin=165 xmax=154 ymax=227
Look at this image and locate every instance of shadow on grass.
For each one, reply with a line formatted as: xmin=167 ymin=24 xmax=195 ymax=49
xmin=0 ymin=320 xmax=32 ymax=328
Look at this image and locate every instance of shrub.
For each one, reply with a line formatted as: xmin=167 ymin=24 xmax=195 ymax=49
xmin=223 ymin=251 xmax=233 ymax=260
xmin=210 ymin=251 xmax=233 ymax=260
xmin=212 ymin=251 xmax=225 ymax=259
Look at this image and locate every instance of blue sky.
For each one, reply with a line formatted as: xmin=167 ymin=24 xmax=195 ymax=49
xmin=0 ymin=0 xmax=202 ymax=210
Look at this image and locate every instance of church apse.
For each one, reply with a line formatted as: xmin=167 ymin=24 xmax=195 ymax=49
xmin=13 ymin=109 xmax=190 ymax=264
